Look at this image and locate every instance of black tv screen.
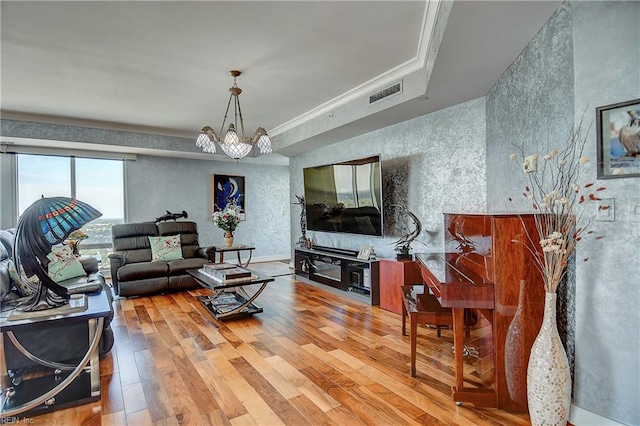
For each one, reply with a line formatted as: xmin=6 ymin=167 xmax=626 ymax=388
xmin=303 ymin=155 xmax=383 ymax=236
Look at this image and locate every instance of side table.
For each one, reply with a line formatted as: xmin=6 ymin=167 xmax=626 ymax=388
xmin=210 ymin=245 xmax=256 ymax=267
xmin=0 ymin=291 xmax=110 ymax=418
xmin=379 ymin=259 xmax=422 ymax=314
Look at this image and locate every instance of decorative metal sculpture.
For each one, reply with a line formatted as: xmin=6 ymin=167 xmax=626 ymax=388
xmin=291 ymin=195 xmax=307 ymax=245
xmin=13 ymin=196 xmax=102 ymax=311
xmin=155 ymin=210 xmax=188 ymax=223
xmin=390 ymin=204 xmax=422 ymax=259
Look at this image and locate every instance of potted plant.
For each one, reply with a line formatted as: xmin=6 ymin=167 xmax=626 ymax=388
xmin=64 ymin=229 xmax=89 ymax=256
xmin=212 ymin=202 xmax=241 ymax=247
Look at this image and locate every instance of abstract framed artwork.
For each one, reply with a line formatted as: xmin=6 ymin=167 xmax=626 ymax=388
xmin=211 ymin=174 xmax=246 ymax=220
xmin=596 ymin=98 xmax=640 ymax=179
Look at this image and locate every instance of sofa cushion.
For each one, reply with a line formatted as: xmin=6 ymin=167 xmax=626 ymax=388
xmin=111 ymin=222 xmax=159 ymax=263
xmin=149 ymin=235 xmax=183 ymax=262
xmin=167 ymin=257 xmax=208 ymax=276
xmin=168 ymin=274 xmax=199 ymax=291
xmin=117 ymin=261 xmax=168 ymax=282
xmin=47 ymin=245 xmax=86 ymax=282
xmin=118 ymin=277 xmax=168 ymax=297
xmin=158 ymin=221 xmax=200 ymax=258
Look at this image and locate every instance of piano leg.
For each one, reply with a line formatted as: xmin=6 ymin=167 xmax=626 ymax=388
xmin=451 ymin=307 xmax=498 ymax=408
xmin=452 ymin=308 xmax=465 ymax=391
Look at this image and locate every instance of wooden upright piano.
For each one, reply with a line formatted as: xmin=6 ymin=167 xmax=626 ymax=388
xmin=415 ymin=213 xmax=545 ymax=411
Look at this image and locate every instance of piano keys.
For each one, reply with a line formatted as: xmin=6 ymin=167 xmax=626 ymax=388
xmin=415 ymin=213 xmax=546 ymax=411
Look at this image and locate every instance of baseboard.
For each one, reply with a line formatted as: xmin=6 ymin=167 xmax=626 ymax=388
xmin=245 ymin=254 xmax=290 ymax=264
xmin=570 ymin=404 xmax=624 ymax=425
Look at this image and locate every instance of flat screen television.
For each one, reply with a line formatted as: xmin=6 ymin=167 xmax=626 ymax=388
xmin=303 ymin=155 xmax=383 ymax=236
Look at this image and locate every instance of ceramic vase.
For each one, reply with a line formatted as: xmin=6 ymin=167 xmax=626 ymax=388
xmin=223 ymin=231 xmax=234 ymax=247
xmin=527 ymin=292 xmax=571 ymax=426
xmin=505 ymin=280 xmax=527 ymax=406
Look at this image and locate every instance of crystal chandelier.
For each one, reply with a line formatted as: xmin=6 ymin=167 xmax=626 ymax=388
xmin=196 ymin=70 xmax=272 ymax=161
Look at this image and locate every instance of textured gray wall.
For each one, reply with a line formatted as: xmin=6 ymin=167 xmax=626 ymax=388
xmin=126 ymin=155 xmax=291 ymax=260
xmin=486 ymin=2 xmax=639 ymax=424
xmin=290 ymin=96 xmax=487 ymax=261
xmin=571 ymin=1 xmax=639 ymax=424
xmin=486 ymin=4 xmax=574 ymax=212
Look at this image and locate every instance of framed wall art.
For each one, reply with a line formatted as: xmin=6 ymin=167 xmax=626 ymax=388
xmin=211 ymin=174 xmax=246 ymax=220
xmin=596 ymin=98 xmax=640 ymax=178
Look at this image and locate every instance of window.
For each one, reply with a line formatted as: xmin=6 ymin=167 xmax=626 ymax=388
xmin=17 ymin=154 xmax=125 ymax=266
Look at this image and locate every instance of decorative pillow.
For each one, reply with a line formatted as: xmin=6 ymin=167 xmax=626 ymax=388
xmin=149 ymin=235 xmax=183 ymax=262
xmin=47 ymin=245 xmax=86 ymax=283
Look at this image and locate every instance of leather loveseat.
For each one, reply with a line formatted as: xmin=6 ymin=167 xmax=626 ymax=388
xmin=0 ymin=228 xmax=115 ymax=372
xmin=109 ymin=221 xmax=214 ymax=297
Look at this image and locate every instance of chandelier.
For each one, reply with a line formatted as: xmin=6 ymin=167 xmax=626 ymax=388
xmin=196 ymin=70 xmax=272 ymax=160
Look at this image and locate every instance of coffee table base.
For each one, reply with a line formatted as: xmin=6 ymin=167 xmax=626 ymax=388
xmin=197 ymin=284 xmax=267 ymax=320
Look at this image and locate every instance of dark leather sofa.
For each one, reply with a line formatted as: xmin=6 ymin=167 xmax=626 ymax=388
xmin=108 ymin=221 xmax=214 ymax=297
xmin=0 ymin=228 xmax=115 ymax=372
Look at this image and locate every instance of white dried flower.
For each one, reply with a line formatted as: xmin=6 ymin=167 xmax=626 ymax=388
xmin=550 ymin=149 xmax=559 ymax=157
xmin=509 ymin=153 xmax=517 ymax=161
xmin=523 ymin=154 xmax=538 ymax=173
xmin=543 ymin=154 xmax=552 ymax=160
xmin=613 ymin=168 xmax=623 ymax=175
xmin=579 ymin=156 xmax=590 ymax=165
xmin=559 ymin=159 xmax=567 ymax=166
xmin=571 ymin=183 xmax=580 ymax=192
xmin=543 ymin=245 xmax=561 ymax=253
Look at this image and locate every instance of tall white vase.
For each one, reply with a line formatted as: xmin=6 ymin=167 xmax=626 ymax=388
xmin=527 ymin=292 xmax=571 ymax=426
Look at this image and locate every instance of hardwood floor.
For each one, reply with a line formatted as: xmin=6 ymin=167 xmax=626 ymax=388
xmin=7 ymin=262 xmax=532 ymax=425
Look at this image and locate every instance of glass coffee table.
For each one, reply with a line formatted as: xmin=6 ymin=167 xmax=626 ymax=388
xmin=188 ymin=268 xmax=273 ymax=320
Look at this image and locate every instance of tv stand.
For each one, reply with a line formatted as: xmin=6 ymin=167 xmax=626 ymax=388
xmin=294 ymin=246 xmax=379 ymax=305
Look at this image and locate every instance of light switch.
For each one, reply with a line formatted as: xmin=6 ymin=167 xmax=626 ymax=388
xmin=596 ymin=198 xmax=615 ymax=222
xmin=632 ymin=199 xmax=640 ymax=222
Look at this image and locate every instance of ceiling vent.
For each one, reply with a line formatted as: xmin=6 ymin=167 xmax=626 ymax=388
xmin=369 ymin=81 xmax=402 ymax=104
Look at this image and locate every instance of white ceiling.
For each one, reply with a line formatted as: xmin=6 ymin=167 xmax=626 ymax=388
xmin=1 ymin=1 xmax=563 ymax=162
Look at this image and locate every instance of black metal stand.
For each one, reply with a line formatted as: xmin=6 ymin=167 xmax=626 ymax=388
xmin=16 ymin=284 xmax=66 ymax=312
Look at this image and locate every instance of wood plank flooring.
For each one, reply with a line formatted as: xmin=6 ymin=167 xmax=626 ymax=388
xmin=6 ymin=262 xmax=532 ymax=425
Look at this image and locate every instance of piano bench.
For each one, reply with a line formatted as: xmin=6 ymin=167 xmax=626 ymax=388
xmin=401 ymin=285 xmax=455 ymax=377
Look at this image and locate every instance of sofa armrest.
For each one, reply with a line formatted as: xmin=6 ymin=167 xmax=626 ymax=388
xmin=195 ymin=246 xmax=216 ymax=262
xmin=79 ymin=256 xmax=99 ymax=274
xmin=107 ymin=252 xmax=126 ymax=295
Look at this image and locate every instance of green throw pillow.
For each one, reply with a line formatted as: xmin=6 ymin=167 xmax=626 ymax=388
xmin=149 ymin=235 xmax=183 ymax=262
xmin=47 ymin=245 xmax=86 ymax=283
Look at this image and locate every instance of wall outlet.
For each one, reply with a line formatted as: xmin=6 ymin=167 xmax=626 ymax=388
xmin=596 ymin=198 xmax=615 ymax=222
xmin=631 ymin=199 xmax=640 ymax=222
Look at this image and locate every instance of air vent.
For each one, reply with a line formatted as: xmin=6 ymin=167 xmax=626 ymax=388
xmin=369 ymin=81 xmax=402 ymax=104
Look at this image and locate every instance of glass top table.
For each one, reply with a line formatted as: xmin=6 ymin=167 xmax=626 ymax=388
xmin=210 ymin=245 xmax=256 ymax=267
